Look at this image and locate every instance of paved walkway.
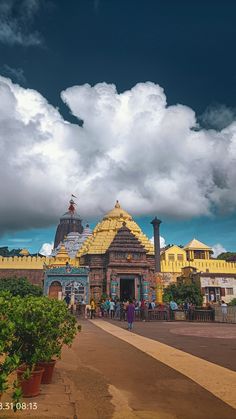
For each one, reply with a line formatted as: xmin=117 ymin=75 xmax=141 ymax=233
xmin=92 ymin=320 xmax=236 ymax=411
xmin=109 ymin=320 xmax=236 ymax=371
xmin=1 ymin=320 xmax=236 ymax=419
xmin=0 ymin=369 xmax=76 ymax=418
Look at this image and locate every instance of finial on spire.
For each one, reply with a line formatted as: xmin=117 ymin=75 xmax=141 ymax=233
xmin=68 ymin=195 xmax=76 ymax=213
xmin=115 ymin=200 xmax=120 ymax=208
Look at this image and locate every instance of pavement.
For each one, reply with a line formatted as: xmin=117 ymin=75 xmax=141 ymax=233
xmin=1 ymin=319 xmax=236 ymax=419
xmin=109 ymin=320 xmax=236 ymax=371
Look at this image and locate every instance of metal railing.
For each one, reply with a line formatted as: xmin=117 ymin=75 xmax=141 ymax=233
xmin=113 ymin=308 xmax=215 ymax=322
xmin=214 ymin=306 xmax=236 ymax=323
xmin=91 ymin=306 xmax=236 ymax=323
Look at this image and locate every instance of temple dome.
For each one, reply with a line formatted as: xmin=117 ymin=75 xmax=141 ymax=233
xmin=77 ymin=201 xmax=154 ymax=256
xmin=54 ymin=198 xmax=83 ymax=248
xmin=103 ymin=200 xmax=132 ymax=221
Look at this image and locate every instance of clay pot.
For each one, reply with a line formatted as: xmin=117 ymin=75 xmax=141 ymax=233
xmin=37 ymin=360 xmax=56 ymax=384
xmin=17 ymin=366 xmax=44 ymax=397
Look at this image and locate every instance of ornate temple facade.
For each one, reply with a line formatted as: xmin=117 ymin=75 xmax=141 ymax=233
xmin=76 ymin=201 xmax=156 ymax=301
xmin=0 ymin=199 xmax=236 ymax=303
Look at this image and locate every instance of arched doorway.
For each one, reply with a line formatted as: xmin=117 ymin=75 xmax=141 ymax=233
xmin=49 ymin=281 xmax=62 ymax=299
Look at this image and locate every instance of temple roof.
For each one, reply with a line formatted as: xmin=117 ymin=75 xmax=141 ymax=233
xmin=108 ymin=223 xmax=146 ymax=253
xmin=184 ymin=238 xmax=212 ymax=251
xmin=19 ymin=248 xmax=30 ymax=256
xmin=77 ymin=201 xmax=154 ymax=256
xmin=52 ymin=224 xmax=93 ymax=258
xmin=103 ymin=200 xmax=132 ymax=220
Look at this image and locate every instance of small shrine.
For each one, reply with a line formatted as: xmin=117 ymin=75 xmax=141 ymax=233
xmin=44 ymin=265 xmax=90 ymax=302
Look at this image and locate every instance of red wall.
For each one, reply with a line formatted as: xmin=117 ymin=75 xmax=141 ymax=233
xmin=0 ymin=269 xmax=44 ymax=286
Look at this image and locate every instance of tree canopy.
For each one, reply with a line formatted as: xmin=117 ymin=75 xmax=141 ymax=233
xmin=217 ymin=252 xmax=236 ymax=261
xmin=163 ymin=283 xmax=203 ymax=306
xmin=0 ymin=277 xmax=43 ymax=297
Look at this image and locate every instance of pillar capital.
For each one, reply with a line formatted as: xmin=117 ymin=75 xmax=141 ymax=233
xmin=151 ymin=217 xmax=162 ymax=227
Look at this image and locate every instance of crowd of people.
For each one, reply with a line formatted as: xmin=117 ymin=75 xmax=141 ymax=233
xmin=63 ymin=294 xmax=230 ymax=325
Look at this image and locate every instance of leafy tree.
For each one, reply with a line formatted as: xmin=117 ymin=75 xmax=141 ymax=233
xmin=0 ymin=277 xmax=43 ymax=297
xmin=228 ymin=298 xmax=236 ymax=306
xmin=163 ymin=283 xmax=203 ymax=306
xmin=0 ymin=247 xmax=22 ymax=257
xmin=217 ymin=252 xmax=236 ymax=261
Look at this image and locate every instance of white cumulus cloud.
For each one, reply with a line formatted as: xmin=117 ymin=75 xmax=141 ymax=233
xmin=1 ymin=76 xmax=236 ymax=236
xmin=212 ymin=243 xmax=227 ymax=258
xmin=39 ymin=242 xmax=53 ymax=256
xmin=150 ymin=236 xmax=166 ymax=248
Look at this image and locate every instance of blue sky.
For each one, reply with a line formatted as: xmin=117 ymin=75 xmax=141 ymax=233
xmin=0 ymin=0 xmax=236 ymax=255
xmin=1 ymin=212 xmax=235 ymax=254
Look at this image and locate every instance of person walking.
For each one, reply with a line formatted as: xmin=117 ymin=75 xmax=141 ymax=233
xmin=105 ymin=299 xmax=110 ymax=317
xmin=170 ymin=300 xmax=178 ymax=320
xmin=64 ymin=293 xmax=71 ymax=307
xmin=110 ymin=299 xmax=115 ymax=319
xmin=100 ymin=300 xmax=105 ymax=317
xmin=114 ymin=300 xmax=121 ymax=319
xmin=127 ymin=299 xmax=135 ymax=331
xmin=81 ymin=298 xmax=86 ymax=319
xmin=221 ymin=300 xmax=227 ymax=322
xmin=140 ymin=299 xmax=146 ymax=321
xmin=90 ymin=299 xmax=96 ymax=319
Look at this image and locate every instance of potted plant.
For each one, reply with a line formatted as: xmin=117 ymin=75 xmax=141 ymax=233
xmin=1 ymin=294 xmax=79 ymax=397
xmin=35 ymin=298 xmax=78 ymax=384
xmin=7 ymin=296 xmax=47 ymax=397
xmin=0 ymin=292 xmax=20 ymax=401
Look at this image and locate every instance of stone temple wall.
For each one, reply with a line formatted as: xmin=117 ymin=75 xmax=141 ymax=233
xmin=0 ymin=268 xmax=44 ymax=286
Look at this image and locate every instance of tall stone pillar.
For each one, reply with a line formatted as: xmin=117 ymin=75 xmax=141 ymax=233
xmin=151 ymin=217 xmax=163 ymax=303
xmin=151 ymin=217 xmax=162 ymax=272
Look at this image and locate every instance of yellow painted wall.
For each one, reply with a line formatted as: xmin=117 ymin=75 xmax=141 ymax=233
xmin=161 ymin=245 xmax=187 ymax=263
xmin=0 ymin=252 xmax=236 ymax=275
xmin=161 ymin=259 xmax=236 ymax=274
xmin=0 ymin=256 xmax=49 ymax=269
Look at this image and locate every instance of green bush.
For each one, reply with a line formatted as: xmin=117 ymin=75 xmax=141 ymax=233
xmin=228 ymin=298 xmax=236 ymax=306
xmin=0 ymin=292 xmax=20 ymax=396
xmin=7 ymin=296 xmax=78 ymax=366
xmin=163 ymin=283 xmax=203 ymax=306
xmin=0 ymin=277 xmax=43 ymax=297
xmin=0 ymin=292 xmax=79 ymax=401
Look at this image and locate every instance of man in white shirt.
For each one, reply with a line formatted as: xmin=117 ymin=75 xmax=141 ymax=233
xmin=221 ymin=300 xmax=227 ymax=322
xmin=110 ymin=300 xmax=115 ymax=319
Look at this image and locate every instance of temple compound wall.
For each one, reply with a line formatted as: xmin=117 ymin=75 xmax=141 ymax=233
xmin=0 ymin=201 xmax=236 ymax=303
